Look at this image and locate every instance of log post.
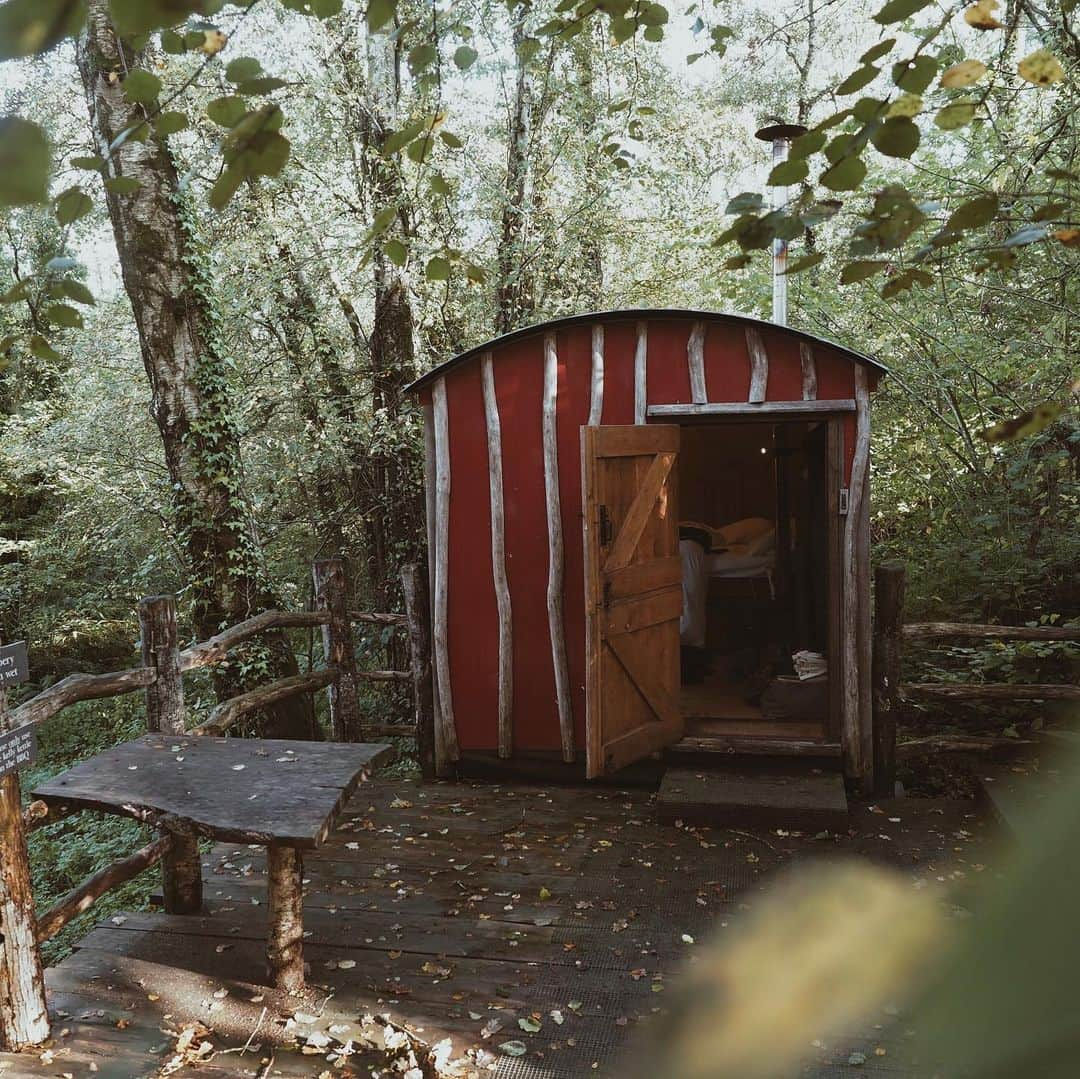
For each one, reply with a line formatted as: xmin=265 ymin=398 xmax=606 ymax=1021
xmin=266 ymin=844 xmax=305 ymax=992
xmin=402 ymin=564 xmax=436 ymax=782
xmin=872 ymin=564 xmax=906 ymax=799
xmin=139 ymin=596 xmax=202 ymax=915
xmin=312 ymin=560 xmax=362 ymax=742
xmin=0 ymin=635 xmax=50 ymax=1050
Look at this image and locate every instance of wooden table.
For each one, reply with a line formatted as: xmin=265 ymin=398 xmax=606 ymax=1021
xmin=32 ymin=735 xmax=393 ymax=990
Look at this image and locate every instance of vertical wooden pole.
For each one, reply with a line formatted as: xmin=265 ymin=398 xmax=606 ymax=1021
xmin=266 ymin=844 xmax=305 ymax=992
xmin=312 ymin=559 xmax=362 ymax=742
xmin=872 ymin=563 xmax=906 ymax=799
xmin=401 ymin=564 xmax=436 ymax=782
xmin=0 ymin=635 xmax=50 ymax=1050
xmin=139 ymin=596 xmax=202 ymax=915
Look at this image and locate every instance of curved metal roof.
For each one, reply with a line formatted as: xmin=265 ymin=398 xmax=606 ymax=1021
xmin=406 ymin=308 xmax=887 ymax=395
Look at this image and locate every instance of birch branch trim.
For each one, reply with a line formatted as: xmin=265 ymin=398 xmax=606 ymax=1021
xmin=634 ymin=321 xmax=648 ymax=424
xmin=589 ymin=323 xmax=605 ymax=425
xmin=431 ymin=377 xmax=461 ymax=761
xmin=688 ymin=321 xmax=707 ymax=404
xmin=746 ymin=328 xmax=769 ymax=402
xmin=800 ymin=342 xmax=818 ymax=401
xmin=482 ymin=352 xmax=514 ymax=759
xmin=543 ymin=334 xmax=575 ymax=763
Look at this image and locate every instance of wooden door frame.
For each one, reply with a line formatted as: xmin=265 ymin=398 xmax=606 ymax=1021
xmin=650 ymin=413 xmax=847 ymax=744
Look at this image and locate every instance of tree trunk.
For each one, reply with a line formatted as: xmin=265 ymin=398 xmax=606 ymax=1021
xmin=496 ymin=8 xmax=537 ymax=335
xmin=362 ymin=18 xmax=422 ymax=610
xmin=77 ymin=1 xmax=315 ymax=739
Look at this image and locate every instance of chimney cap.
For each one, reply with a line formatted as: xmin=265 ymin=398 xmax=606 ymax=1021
xmin=755 ymin=120 xmax=808 ymax=142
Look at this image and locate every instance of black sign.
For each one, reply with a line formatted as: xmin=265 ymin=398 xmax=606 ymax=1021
xmin=0 ymin=726 xmax=36 ymax=779
xmin=0 ymin=640 xmax=29 ymax=687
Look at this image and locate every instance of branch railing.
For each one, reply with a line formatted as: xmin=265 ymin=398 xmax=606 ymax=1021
xmin=871 ymin=563 xmax=1080 ymax=797
xmin=0 ymin=558 xmax=435 ymax=1051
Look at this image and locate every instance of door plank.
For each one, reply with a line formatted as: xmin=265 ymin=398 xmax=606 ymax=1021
xmin=606 ymin=556 xmax=681 ymax=602
xmin=603 ymin=586 xmax=682 ymax=638
xmin=603 ymin=452 xmax=675 ymax=573
xmin=607 ymin=633 xmax=680 ymax=724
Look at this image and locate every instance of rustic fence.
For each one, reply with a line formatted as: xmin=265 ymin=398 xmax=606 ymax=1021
xmin=0 ymin=558 xmax=433 ymax=1050
xmin=872 ymin=563 xmax=1080 ymax=797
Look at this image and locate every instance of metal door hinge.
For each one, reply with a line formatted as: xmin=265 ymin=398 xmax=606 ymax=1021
xmin=598 ymin=505 xmax=614 ymax=546
xmin=839 ymin=488 xmax=850 ymax=515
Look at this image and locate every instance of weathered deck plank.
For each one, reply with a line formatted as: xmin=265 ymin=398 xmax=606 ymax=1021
xmin=0 ymin=778 xmax=998 ymax=1077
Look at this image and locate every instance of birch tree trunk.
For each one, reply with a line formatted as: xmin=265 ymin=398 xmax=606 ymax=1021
xmin=77 ymin=1 xmax=315 ymax=739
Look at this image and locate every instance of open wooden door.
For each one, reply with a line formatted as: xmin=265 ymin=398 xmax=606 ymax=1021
xmin=582 ymin=425 xmax=682 ymax=778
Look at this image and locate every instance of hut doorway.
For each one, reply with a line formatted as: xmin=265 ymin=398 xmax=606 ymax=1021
xmin=583 ymin=415 xmax=843 ymax=778
xmin=676 ymin=417 xmax=841 ymax=749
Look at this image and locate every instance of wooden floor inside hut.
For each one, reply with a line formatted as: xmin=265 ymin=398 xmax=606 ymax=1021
xmin=0 ymin=777 xmax=997 ymax=1078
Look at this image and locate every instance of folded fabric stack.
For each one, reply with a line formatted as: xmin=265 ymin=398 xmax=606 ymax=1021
xmin=792 ymin=650 xmax=827 ymax=681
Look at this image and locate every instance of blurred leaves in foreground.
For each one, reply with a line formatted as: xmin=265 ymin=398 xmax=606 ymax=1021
xmin=631 ymin=739 xmax=1080 ymax=1078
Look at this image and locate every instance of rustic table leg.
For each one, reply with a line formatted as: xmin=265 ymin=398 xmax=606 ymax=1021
xmin=266 ymin=844 xmax=304 ymax=992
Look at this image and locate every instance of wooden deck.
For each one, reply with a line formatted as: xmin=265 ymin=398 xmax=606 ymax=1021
xmin=0 ymin=777 xmax=996 ymax=1077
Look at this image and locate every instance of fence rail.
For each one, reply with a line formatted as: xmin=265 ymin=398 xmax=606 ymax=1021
xmin=0 ymin=558 xmax=435 ymax=1051
xmin=872 ymin=562 xmax=1080 ymax=797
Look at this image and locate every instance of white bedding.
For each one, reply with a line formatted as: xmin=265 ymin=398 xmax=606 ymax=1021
xmin=680 ymin=520 xmax=776 ymax=647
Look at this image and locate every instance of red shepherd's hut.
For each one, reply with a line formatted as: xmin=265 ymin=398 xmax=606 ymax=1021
xmin=407 ymin=310 xmax=886 ymax=787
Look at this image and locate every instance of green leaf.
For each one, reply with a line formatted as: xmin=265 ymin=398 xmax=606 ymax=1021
xmin=871 ymin=117 xmax=920 ymax=158
xmin=104 ymin=175 xmax=142 ymax=194
xmin=859 ymin=38 xmax=896 ymax=64
xmin=45 ymin=302 xmax=83 ymax=328
xmin=840 ymin=260 xmax=887 ymax=283
xmin=767 ymin=158 xmax=809 ymax=186
xmin=837 ymin=65 xmax=879 ymax=95
xmin=237 ymin=77 xmax=288 ymax=95
xmin=1 ymin=279 xmax=33 ymax=305
xmin=123 ymin=68 xmax=161 ymax=104
xmin=383 ymin=118 xmax=428 ymax=156
xmin=945 ymin=194 xmax=999 ymax=231
xmin=207 ymin=96 xmax=248 ymax=128
xmin=366 ymin=0 xmax=395 ymax=30
xmin=0 ymin=0 xmax=85 ymax=61
xmin=161 ymin=28 xmax=185 ymax=54
xmin=935 ymin=100 xmax=977 ymax=130
xmin=407 ymin=43 xmax=437 ymax=74
xmin=109 ymin=0 xmax=227 ymax=36
xmin=891 ymin=55 xmax=937 ymax=94
xmin=226 ymin=56 xmax=262 ymax=82
xmin=60 ymin=279 xmax=95 ymax=305
xmin=426 ymin=255 xmax=451 ymax=281
xmin=439 ymin=130 xmax=463 ymax=149
xmin=71 ymin=154 xmax=104 ymax=170
xmin=429 ymin=173 xmax=451 ymax=196
xmin=726 ymin=192 xmax=764 ymax=214
xmin=980 ymin=403 xmax=1063 ymax=444
xmin=384 ymin=239 xmax=408 ymax=266
xmin=723 ymin=253 xmax=751 ymax=269
xmin=28 ymin=334 xmax=62 ymax=361
xmin=208 ymin=164 xmax=244 ymax=210
xmin=518 ymin=35 xmax=541 ymax=60
xmin=371 ymin=206 xmax=397 ymax=236
xmin=55 ymin=185 xmax=93 ymax=225
xmin=820 ymin=156 xmax=866 ymax=191
xmin=873 ymin=0 xmax=932 ymax=24
xmin=453 ymin=45 xmax=478 ymax=70
xmin=0 ymin=117 xmax=51 ymax=206
xmin=155 ymin=111 xmax=188 ymax=135
xmin=789 ymin=129 xmax=826 ymax=160
xmin=781 ymin=252 xmax=826 ymax=275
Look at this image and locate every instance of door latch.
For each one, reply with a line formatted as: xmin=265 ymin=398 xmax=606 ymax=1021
xmin=598 ymin=505 xmax=614 ymax=547
xmin=839 ymin=488 xmax=850 ymax=515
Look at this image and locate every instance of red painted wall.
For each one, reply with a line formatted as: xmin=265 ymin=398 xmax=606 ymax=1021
xmin=426 ymin=314 xmax=876 ymax=756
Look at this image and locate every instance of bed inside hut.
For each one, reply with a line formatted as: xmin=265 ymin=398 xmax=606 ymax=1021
xmin=676 ymin=418 xmax=837 ymax=744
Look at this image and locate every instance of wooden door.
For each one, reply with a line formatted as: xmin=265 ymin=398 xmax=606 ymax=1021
xmin=582 ymin=425 xmax=682 ymax=778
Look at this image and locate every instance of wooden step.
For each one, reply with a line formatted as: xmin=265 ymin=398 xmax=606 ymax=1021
xmin=657 ymin=765 xmax=849 ymax=830
xmin=667 ymin=735 xmax=843 ymax=763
